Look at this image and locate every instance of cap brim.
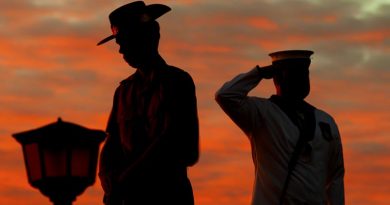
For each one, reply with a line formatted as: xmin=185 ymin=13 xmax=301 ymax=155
xmin=269 ymin=50 xmax=314 ymax=62
xmin=97 ymin=35 xmax=115 ymax=46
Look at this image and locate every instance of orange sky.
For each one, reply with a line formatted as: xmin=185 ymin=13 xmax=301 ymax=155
xmin=1 ymin=0 xmax=389 ymax=204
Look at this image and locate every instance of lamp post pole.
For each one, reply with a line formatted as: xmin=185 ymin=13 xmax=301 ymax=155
xmin=54 ymin=200 xmax=72 ymax=205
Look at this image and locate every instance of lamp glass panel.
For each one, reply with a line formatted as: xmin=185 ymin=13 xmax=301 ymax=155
xmin=71 ymin=147 xmax=90 ymax=177
xmin=24 ymin=143 xmax=42 ymax=181
xmin=43 ymin=147 xmax=67 ymax=177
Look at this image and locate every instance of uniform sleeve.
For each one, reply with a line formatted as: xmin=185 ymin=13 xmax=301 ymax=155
xmin=215 ymin=66 xmax=263 ymax=136
xmin=169 ymin=72 xmax=199 ymax=166
xmin=326 ymin=122 xmax=345 ymax=205
xmin=98 ymin=88 xmax=123 ymax=194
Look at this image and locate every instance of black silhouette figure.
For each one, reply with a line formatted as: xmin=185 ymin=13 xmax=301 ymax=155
xmin=97 ymin=1 xmax=199 ymax=205
xmin=216 ymin=50 xmax=345 ymax=205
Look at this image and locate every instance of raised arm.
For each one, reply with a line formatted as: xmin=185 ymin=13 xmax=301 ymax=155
xmin=215 ymin=65 xmax=273 ymax=135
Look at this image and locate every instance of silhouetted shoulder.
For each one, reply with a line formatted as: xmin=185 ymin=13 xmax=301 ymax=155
xmin=315 ymin=108 xmax=336 ymax=124
xmin=161 ymin=65 xmax=195 ymax=89
xmin=165 ymin=65 xmax=193 ymax=80
xmin=119 ymin=73 xmax=137 ymax=85
xmin=315 ymin=108 xmax=341 ymax=139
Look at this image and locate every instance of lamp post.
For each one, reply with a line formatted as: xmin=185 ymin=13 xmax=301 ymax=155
xmin=12 ymin=118 xmax=106 ymax=205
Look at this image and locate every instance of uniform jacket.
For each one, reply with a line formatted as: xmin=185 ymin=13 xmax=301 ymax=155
xmin=99 ymin=58 xmax=199 ymax=204
xmin=215 ymin=67 xmax=345 ymax=205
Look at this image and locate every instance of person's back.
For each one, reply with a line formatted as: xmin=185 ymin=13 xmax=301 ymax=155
xmin=216 ymin=50 xmax=345 ymax=205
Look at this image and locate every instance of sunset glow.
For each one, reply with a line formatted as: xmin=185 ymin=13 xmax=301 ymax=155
xmin=1 ymin=0 xmax=389 ymax=204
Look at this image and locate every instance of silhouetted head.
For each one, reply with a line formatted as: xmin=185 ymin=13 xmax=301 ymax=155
xmin=269 ymin=50 xmax=314 ymax=101
xmin=115 ymin=20 xmax=161 ymax=69
xmin=97 ymin=1 xmax=171 ymax=69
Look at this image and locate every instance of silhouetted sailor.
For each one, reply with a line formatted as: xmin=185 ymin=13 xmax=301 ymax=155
xmin=97 ymin=1 xmax=199 ymax=204
xmin=216 ymin=50 xmax=345 ymax=205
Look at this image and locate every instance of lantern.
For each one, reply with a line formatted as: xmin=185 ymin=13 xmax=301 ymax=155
xmin=12 ymin=118 xmax=106 ymax=205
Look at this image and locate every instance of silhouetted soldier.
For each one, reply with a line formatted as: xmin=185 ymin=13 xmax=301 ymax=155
xmin=97 ymin=1 xmax=199 ymax=204
xmin=216 ymin=50 xmax=345 ymax=205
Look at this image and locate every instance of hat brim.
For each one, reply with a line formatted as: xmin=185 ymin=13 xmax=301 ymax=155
xmin=146 ymin=4 xmax=171 ymax=20
xmin=97 ymin=3 xmax=171 ymax=46
xmin=97 ymin=35 xmax=115 ymax=46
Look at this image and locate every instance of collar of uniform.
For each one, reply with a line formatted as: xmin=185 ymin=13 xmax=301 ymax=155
xmin=269 ymin=95 xmax=315 ymax=111
xmin=120 ymin=55 xmax=168 ymax=85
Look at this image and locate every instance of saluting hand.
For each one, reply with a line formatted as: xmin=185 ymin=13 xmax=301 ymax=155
xmin=256 ymin=65 xmax=274 ymax=79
